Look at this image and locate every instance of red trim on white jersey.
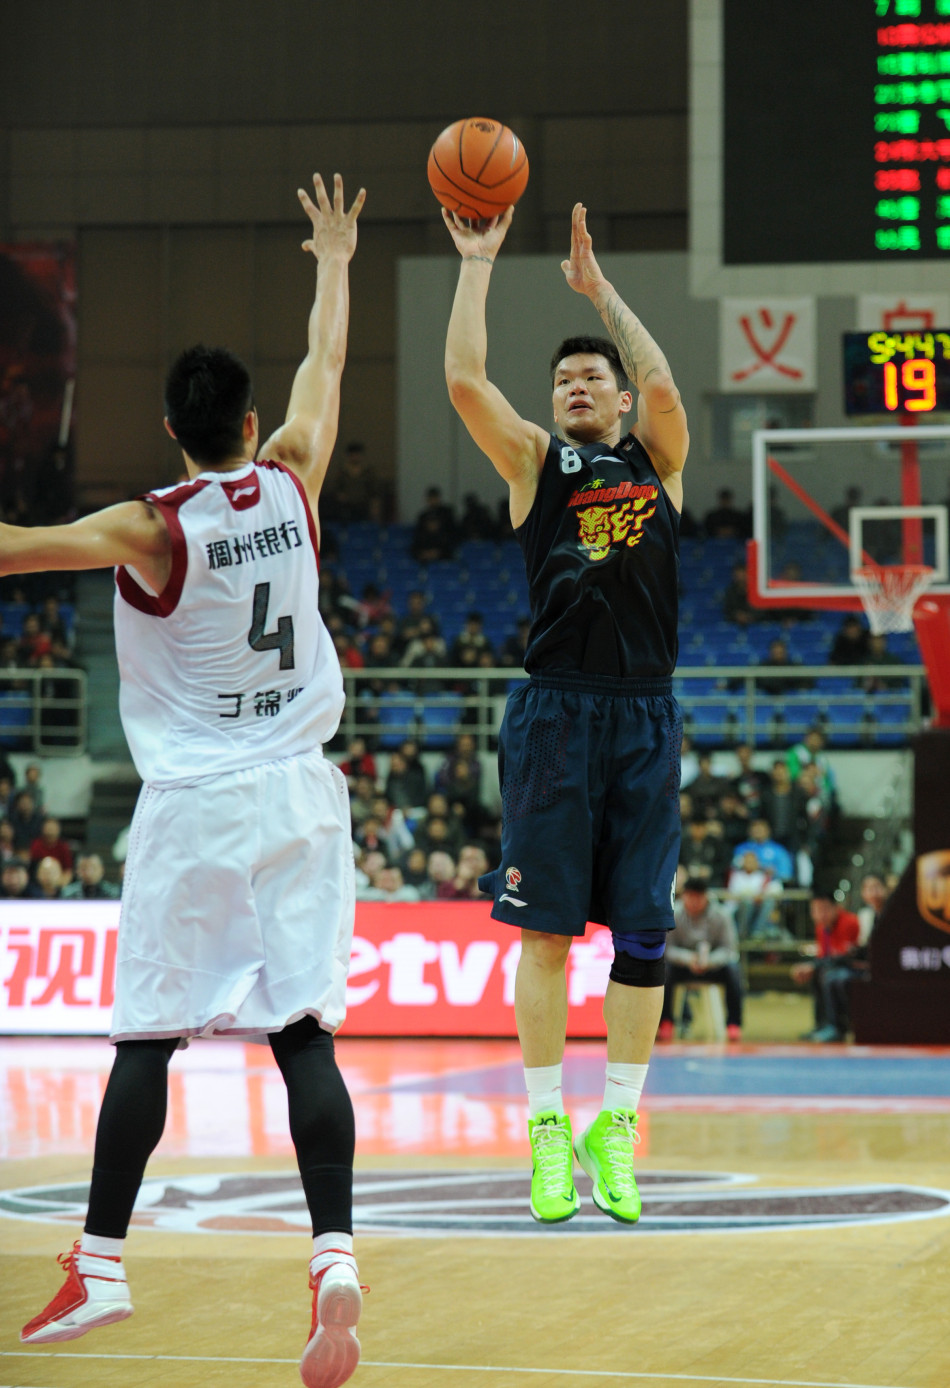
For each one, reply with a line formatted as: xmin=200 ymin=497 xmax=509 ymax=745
xmin=115 ymin=479 xmax=208 ymax=618
xmin=257 ymin=458 xmax=320 ymax=570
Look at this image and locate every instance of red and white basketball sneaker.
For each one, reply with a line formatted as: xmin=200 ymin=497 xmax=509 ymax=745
xmin=299 ymin=1252 xmax=363 ymax=1388
xmin=21 ymin=1242 xmax=133 ymax=1344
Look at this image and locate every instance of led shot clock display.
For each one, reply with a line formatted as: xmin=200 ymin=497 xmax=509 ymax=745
xmin=843 ymin=329 xmax=950 ymax=413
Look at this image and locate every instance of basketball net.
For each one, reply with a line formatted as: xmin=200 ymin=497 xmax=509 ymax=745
xmin=852 ymin=564 xmax=936 ymax=635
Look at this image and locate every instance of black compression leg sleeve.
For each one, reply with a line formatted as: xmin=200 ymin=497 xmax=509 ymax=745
xmin=269 ymin=1015 xmax=356 ymax=1237
xmin=85 ymin=1037 xmax=179 ymax=1238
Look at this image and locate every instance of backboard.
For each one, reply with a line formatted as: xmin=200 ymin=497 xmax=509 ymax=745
xmin=748 ymin=423 xmax=950 ymax=613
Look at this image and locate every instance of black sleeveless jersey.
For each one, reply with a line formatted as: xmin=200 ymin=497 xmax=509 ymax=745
xmin=515 ymin=431 xmax=680 ymax=678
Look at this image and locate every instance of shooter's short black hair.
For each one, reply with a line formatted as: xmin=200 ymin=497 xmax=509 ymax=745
xmin=550 ymin=335 xmax=629 ymax=391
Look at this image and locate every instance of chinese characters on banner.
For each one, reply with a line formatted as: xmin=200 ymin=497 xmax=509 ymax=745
xmin=858 ymin=292 xmax=950 ymax=329
xmin=719 ymin=298 xmax=816 ymax=392
xmin=0 ymin=901 xmax=613 ymax=1038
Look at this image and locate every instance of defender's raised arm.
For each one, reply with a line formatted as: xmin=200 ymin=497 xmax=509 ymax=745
xmin=259 ymin=173 xmax=366 ymax=513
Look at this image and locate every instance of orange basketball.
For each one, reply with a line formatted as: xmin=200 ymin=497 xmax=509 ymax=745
xmin=427 ymin=117 xmax=529 ymax=224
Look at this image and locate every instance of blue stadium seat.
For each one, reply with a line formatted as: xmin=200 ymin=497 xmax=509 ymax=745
xmin=869 ymin=699 xmax=913 ymax=747
xmin=0 ymin=603 xmax=28 ymax=634
xmin=752 ymin=702 xmax=786 ymax=746
xmin=781 ymin=699 xmax=825 ymax=734
xmin=678 ymin=677 xmax=723 ymax=697
xmin=0 ymin=690 xmax=31 ymax=749
xmin=688 ymin=702 xmax=736 ymax=748
xmin=812 ymin=676 xmax=855 ymax=695
xmin=822 ymin=702 xmax=866 ymax=748
xmin=417 ymin=694 xmax=464 ymax=749
xmin=374 ymin=690 xmax=417 ymax=749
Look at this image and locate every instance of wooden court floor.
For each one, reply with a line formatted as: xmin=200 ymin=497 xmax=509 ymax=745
xmin=1 ymin=1023 xmax=949 ymax=1388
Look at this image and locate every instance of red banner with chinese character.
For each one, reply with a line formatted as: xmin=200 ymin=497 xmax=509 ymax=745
xmin=0 ymin=901 xmax=612 ymax=1037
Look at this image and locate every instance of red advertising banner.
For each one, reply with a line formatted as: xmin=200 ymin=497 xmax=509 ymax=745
xmin=0 ymin=902 xmax=612 ymax=1038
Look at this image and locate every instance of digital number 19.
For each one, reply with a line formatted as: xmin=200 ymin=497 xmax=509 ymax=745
xmin=883 ymin=357 xmax=937 ymax=412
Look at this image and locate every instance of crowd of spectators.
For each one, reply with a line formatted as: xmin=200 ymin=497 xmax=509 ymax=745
xmin=791 ymin=871 xmax=891 ymax=1042
xmin=0 ymin=754 xmax=119 ymax=900
xmin=341 ymin=720 xmax=851 ymax=952
xmin=0 ymin=595 xmax=78 ymax=674
xmin=677 ymin=729 xmax=839 ymax=934
xmin=657 ymin=866 xmax=893 ymax=1045
xmin=317 ymin=483 xmax=531 ymax=693
xmin=342 ymin=733 xmax=502 ymax=903
xmin=320 ymin=582 xmax=529 ymax=720
xmin=0 ymin=594 xmax=84 ymax=750
xmin=719 ymin=595 xmax=905 ymax=694
xmin=317 ymin=481 xmax=916 ymax=739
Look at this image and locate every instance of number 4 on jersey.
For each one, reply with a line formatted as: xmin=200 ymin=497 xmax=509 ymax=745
xmin=248 ymin=582 xmax=295 ymax=670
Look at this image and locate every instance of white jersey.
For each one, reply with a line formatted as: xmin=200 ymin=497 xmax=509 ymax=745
xmin=114 ymin=458 xmax=343 ymax=787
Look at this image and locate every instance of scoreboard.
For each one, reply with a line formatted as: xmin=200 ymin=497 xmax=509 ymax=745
xmin=723 ymin=0 xmax=950 ymax=264
xmin=843 ymin=329 xmax=950 ymax=412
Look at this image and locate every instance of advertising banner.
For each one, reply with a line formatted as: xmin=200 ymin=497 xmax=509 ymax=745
xmin=852 ymin=729 xmax=950 ymax=1043
xmin=0 ymin=901 xmax=612 ymax=1038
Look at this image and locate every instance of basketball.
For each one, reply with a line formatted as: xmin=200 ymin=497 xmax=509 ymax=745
xmin=427 ymin=117 xmax=529 ymax=224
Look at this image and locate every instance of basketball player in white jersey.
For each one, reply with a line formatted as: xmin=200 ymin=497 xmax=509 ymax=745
xmin=13 ymin=173 xmax=366 ymax=1388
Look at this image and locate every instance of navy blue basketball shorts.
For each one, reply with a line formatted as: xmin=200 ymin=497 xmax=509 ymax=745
xmin=479 ymin=672 xmax=683 ymax=938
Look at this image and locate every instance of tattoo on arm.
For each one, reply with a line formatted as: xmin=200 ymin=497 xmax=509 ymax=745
xmin=600 ymin=292 xmax=671 ymax=391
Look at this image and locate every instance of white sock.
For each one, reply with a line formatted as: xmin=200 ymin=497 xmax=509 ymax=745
xmin=603 ymin=1062 xmax=649 ymax=1114
xmin=524 ymin=1063 xmax=565 ymax=1118
xmin=80 ymin=1232 xmax=125 ymax=1260
xmin=311 ymin=1231 xmax=355 ymax=1272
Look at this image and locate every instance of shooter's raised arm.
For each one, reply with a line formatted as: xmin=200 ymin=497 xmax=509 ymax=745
xmin=442 ymin=208 xmax=548 ymax=526
xmin=562 ymin=201 xmax=689 ymax=498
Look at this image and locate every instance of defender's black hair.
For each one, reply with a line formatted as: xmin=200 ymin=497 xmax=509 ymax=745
xmin=164 ymin=345 xmax=254 ymax=465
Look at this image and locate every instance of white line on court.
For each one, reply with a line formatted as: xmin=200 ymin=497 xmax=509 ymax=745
xmin=0 ymin=1351 xmax=910 ymax=1388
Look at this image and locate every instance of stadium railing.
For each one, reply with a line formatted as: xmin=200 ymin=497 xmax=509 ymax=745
xmin=0 ymin=668 xmax=87 ymax=756
xmin=338 ymin=664 xmax=928 ymax=752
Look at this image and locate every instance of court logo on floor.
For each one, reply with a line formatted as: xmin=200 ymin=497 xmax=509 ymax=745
xmin=3 ymin=1170 xmax=950 ymax=1236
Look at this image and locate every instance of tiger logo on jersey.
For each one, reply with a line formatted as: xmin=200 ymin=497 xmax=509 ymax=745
xmin=572 ymin=484 xmax=659 ymax=562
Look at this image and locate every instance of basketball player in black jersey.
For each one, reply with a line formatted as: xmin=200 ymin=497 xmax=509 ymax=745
xmin=443 ymin=201 xmax=688 ymax=1224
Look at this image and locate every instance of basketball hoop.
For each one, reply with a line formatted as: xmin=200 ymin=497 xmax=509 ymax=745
xmin=852 ymin=564 xmax=936 ymax=634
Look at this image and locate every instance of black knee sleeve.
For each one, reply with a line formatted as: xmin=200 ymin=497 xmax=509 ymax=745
xmin=609 ymin=950 xmax=667 ymax=988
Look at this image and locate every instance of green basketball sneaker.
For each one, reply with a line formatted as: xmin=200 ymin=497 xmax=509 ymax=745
xmin=574 ymin=1109 xmax=642 ymax=1224
xmin=528 ymin=1111 xmax=580 ymax=1223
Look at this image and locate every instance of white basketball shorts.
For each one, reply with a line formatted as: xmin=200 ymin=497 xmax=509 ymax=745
xmin=111 ymin=750 xmax=354 ymax=1045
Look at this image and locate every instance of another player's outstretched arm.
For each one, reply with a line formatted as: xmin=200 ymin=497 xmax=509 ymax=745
xmin=442 ymin=209 xmax=547 ymax=525
xmin=562 ymin=202 xmax=688 ymax=490
xmin=260 ymin=174 xmax=365 ymax=510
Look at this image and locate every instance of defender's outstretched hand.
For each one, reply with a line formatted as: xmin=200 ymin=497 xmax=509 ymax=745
xmin=298 ymin=173 xmax=365 ymax=263
xmin=561 ymin=202 xmax=607 ymax=298
xmin=442 ymin=205 xmax=515 ymax=263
